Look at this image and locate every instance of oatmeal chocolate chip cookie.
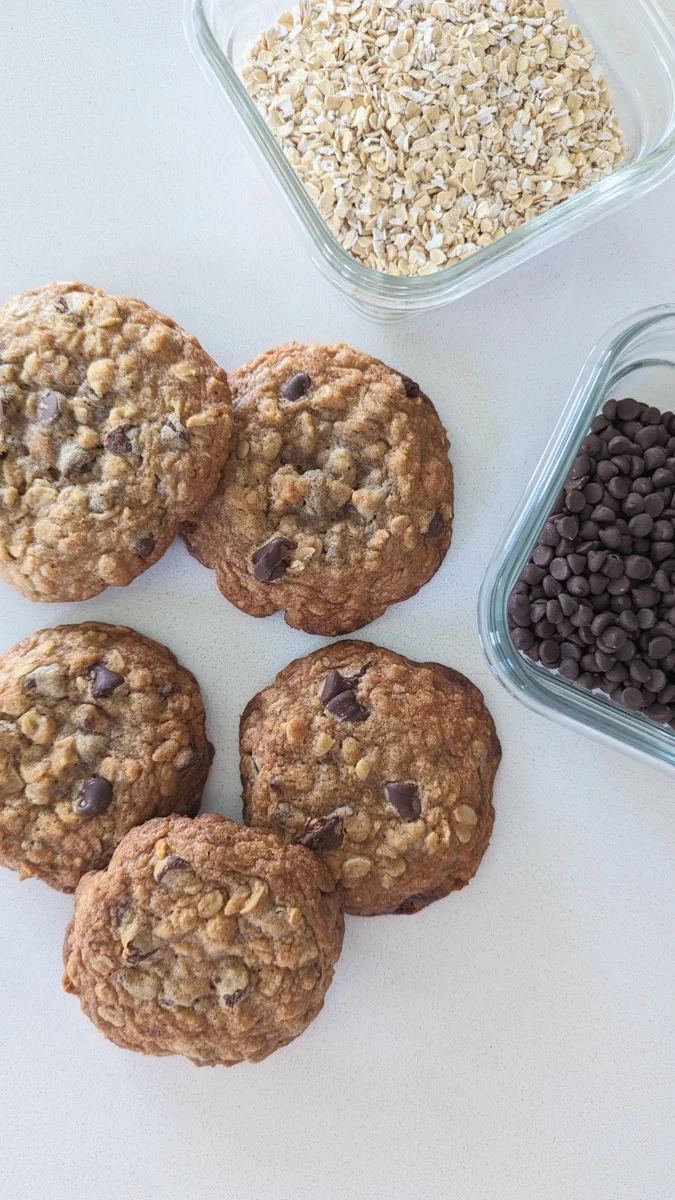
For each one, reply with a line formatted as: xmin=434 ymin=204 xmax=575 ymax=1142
xmin=182 ymin=343 xmax=453 ymax=635
xmin=240 ymin=641 xmax=500 ymax=916
xmin=0 ymin=622 xmax=212 ymax=892
xmin=0 ymin=282 xmax=231 ymax=602
xmin=63 ymin=814 xmax=344 ymax=1067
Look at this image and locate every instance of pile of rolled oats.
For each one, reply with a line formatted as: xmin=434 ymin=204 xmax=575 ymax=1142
xmin=243 ymin=0 xmax=627 ymax=277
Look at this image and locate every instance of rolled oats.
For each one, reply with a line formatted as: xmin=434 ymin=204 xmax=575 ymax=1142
xmin=243 ymin=0 xmax=627 ymax=277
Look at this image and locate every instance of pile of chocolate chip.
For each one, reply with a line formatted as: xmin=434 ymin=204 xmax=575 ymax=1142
xmin=509 ymin=397 xmax=675 ymax=725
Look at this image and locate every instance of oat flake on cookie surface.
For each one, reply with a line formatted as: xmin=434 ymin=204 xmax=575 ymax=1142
xmin=0 ymin=282 xmax=231 ymax=601
xmin=243 ymin=0 xmax=627 ymax=277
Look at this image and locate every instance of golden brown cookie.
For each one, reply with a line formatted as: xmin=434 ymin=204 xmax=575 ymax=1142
xmin=0 ymin=282 xmax=232 ymax=602
xmin=63 ymin=814 xmax=344 ymax=1067
xmin=241 ymin=641 xmax=500 ymax=916
xmin=0 ymin=623 xmax=212 ymax=891
xmin=182 ymin=343 xmax=453 ymax=635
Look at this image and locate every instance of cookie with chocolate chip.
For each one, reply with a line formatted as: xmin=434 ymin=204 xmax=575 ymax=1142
xmin=240 ymin=641 xmax=500 ymax=916
xmin=63 ymin=814 xmax=344 ymax=1066
xmin=181 ymin=343 xmax=453 ymax=635
xmin=0 ymin=282 xmax=231 ymax=601
xmin=0 ymin=622 xmax=212 ymax=891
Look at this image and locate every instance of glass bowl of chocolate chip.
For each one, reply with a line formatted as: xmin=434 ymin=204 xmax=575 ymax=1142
xmin=479 ymin=305 xmax=675 ymax=774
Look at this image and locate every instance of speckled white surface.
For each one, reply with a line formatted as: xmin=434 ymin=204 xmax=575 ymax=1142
xmin=1 ymin=2 xmax=675 ymax=1197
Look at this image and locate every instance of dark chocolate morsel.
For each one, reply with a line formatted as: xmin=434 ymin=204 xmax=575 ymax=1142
xmin=325 ymin=689 xmax=369 ymax=722
xmin=385 ymin=781 xmax=421 ymax=820
xmin=76 ymin=777 xmax=113 ymax=818
xmin=401 ymin=375 xmax=421 ymax=397
xmin=299 ymin=815 xmax=344 ymax=852
xmin=135 ymin=535 xmax=156 ymax=559
xmin=104 ymin=425 xmax=133 ymax=454
xmin=321 ymin=669 xmax=351 ymax=705
xmin=90 ymin=664 xmax=125 ymax=698
xmin=36 ymin=389 xmax=63 ymax=424
xmin=174 ymin=748 xmax=204 ymax=773
xmin=252 ymin=537 xmax=294 ymax=582
xmin=155 ymin=854 xmax=191 ymax=883
xmin=424 ymin=511 xmax=445 ymax=540
xmin=281 ymin=373 xmax=311 ymax=401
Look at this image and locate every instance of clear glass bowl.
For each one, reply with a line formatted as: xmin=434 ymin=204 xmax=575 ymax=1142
xmin=478 ymin=306 xmax=675 ymax=775
xmin=185 ymin=0 xmax=675 ymax=321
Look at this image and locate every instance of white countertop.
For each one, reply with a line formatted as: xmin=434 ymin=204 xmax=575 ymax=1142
xmin=2 ymin=2 xmax=675 ymax=1197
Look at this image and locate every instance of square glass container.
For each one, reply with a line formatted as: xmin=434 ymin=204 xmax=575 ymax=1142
xmin=185 ymin=0 xmax=675 ymax=320
xmin=478 ymin=306 xmax=675 ymax=775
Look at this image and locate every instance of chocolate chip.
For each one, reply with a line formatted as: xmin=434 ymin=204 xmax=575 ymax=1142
xmin=570 ymin=455 xmax=591 ymax=479
xmin=565 ymin=489 xmax=586 ymax=513
xmin=559 ymin=659 xmax=580 ymax=681
xmin=424 ymin=511 xmax=445 ymax=539
xmin=174 ymin=748 xmax=204 ymax=773
xmin=90 ymin=664 xmax=124 ymax=698
xmin=385 ymin=782 xmax=421 ymax=820
xmin=36 ymin=389 xmax=63 ymax=424
xmin=104 ymin=424 xmax=133 ymax=454
xmin=160 ymin=683 xmax=179 ymax=699
xmin=557 ymin=515 xmax=579 ymax=540
xmin=299 ymin=815 xmax=344 ymax=852
xmin=325 ymin=689 xmax=369 ymax=722
xmin=0 ymin=399 xmax=5 ymax=424
xmin=401 ymin=375 xmax=421 ymax=397
xmin=54 ymin=296 xmax=69 ymax=313
xmin=617 ymin=397 xmax=640 ymax=421
xmin=511 ymin=627 xmax=534 ymax=651
xmin=76 ymin=777 xmax=113 ymax=818
xmin=252 ymin=537 xmax=294 ymax=582
xmin=135 ymin=534 xmax=156 ymax=559
xmin=549 ymin=557 xmax=569 ymax=581
xmin=281 ymin=373 xmax=311 ymax=401
xmin=320 ymin=669 xmax=351 ymax=704
xmin=648 ymin=636 xmax=672 ymax=660
xmin=155 ymin=854 xmax=191 ymax=883
xmin=539 ymin=640 xmax=560 ymax=665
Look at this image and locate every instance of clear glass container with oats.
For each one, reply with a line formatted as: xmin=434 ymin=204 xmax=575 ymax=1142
xmin=186 ymin=0 xmax=675 ymax=317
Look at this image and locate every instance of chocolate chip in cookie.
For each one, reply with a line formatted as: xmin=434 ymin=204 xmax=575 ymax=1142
xmin=252 ymin=537 xmax=294 ymax=582
xmin=77 ymin=777 xmax=113 ymax=818
xmin=153 ymin=853 xmax=191 ymax=883
xmin=424 ymin=512 xmax=445 ymax=539
xmin=36 ymin=388 xmax=63 ymax=424
xmin=281 ymin=372 xmax=311 ymax=401
xmin=324 ymin=687 xmax=369 ymax=723
xmin=104 ymin=425 xmax=133 ymax=454
xmin=89 ymin=664 xmax=125 ymax=698
xmin=384 ymin=782 xmax=420 ymax=820
xmin=135 ymin=534 xmax=156 ymax=559
xmin=401 ymin=375 xmax=421 ymax=397
xmin=299 ymin=815 xmax=344 ymax=852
